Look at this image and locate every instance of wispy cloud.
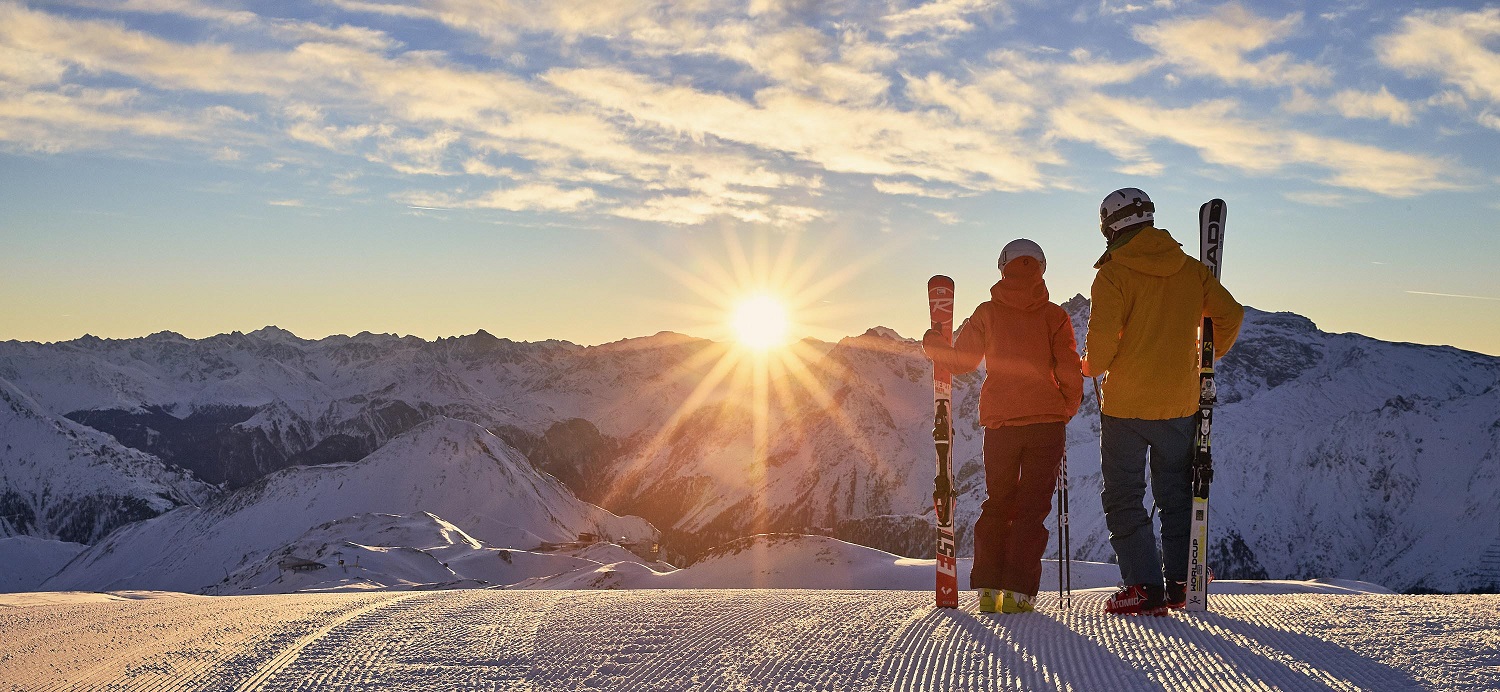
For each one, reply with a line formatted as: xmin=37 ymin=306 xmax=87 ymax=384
xmin=545 ymin=66 xmax=1057 ymax=193
xmin=1287 ymin=87 xmax=1417 ymax=126
xmin=1099 ymin=0 xmax=1181 ymax=16
xmin=872 ymin=179 xmax=969 ymax=198
xmin=1283 ymin=190 xmax=1352 ymax=207
xmin=0 ymin=87 xmax=211 ymax=152
xmin=1134 ymin=4 xmax=1331 ymax=87
xmin=407 ymin=184 xmax=598 ymax=213
xmin=883 ymin=0 xmax=1004 ymax=39
xmin=1378 ymin=8 xmax=1500 ymax=107
xmin=51 ymin=0 xmax=260 ymax=26
xmin=1052 ymin=93 xmax=1461 ymax=195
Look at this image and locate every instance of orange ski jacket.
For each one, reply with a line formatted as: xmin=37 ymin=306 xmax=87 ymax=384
xmin=1084 ymin=226 xmax=1244 ymax=420
xmin=927 ymin=257 xmax=1084 ymax=427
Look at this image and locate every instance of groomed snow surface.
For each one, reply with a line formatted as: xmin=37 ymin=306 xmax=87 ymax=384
xmin=2 ymin=589 xmax=1495 ymax=690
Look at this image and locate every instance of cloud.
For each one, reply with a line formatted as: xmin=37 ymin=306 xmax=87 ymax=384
xmin=928 ymin=210 xmax=961 ymax=225
xmin=1053 ymin=94 xmax=1460 ymax=196
xmin=51 ymin=0 xmax=260 ymax=26
xmin=883 ymin=0 xmax=1003 ymax=39
xmin=282 ymin=105 xmax=384 ymax=151
xmin=611 ymin=193 xmax=820 ymax=227
xmin=0 ymin=4 xmax=297 ymax=96
xmin=545 ymin=66 xmax=1057 ymax=192
xmin=0 ymin=43 xmax=68 ymax=86
xmin=332 ymin=0 xmax=662 ymax=45
xmin=1426 ymin=91 xmax=1467 ymax=110
xmin=872 ymin=180 xmax=970 ymax=198
xmin=0 ymin=86 xmax=209 ymax=152
xmin=335 ymin=0 xmax=897 ymax=103
xmin=0 ymin=0 xmax=1479 ymax=229
xmin=904 ymin=71 xmax=1036 ymax=131
xmin=266 ymin=20 xmax=401 ymax=52
xmin=426 ymin=183 xmax=598 ymax=212
xmin=1099 ymin=0 xmax=1181 ymax=15
xmin=1284 ymin=87 xmax=1417 ymax=126
xmin=1134 ymin=4 xmax=1331 ymax=87
xmin=1329 ymin=88 xmax=1415 ymax=126
xmin=1378 ymin=8 xmax=1500 ymax=103
xmin=1283 ymin=190 xmax=1352 ymax=207
xmin=1378 ymin=9 xmax=1500 ymax=134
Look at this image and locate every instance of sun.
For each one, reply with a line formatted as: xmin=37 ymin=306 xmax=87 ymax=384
xmin=730 ymin=294 xmax=791 ymax=351
xmin=596 ymin=228 xmax=911 ymax=529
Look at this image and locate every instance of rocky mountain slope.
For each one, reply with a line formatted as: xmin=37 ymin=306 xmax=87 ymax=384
xmin=0 ymin=377 xmax=213 ymax=544
xmin=42 ymin=418 xmax=655 ymax=593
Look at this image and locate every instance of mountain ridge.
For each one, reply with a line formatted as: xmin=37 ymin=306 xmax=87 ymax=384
xmin=3 ymin=303 xmax=1498 ymax=592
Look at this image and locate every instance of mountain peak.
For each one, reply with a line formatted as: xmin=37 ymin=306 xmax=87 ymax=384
xmin=1061 ymin=293 xmax=1090 ymax=317
xmin=247 ymin=326 xmax=301 ymax=342
xmin=861 ymin=326 xmax=906 ymax=341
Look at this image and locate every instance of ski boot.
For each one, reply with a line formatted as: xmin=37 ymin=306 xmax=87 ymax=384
xmin=1166 ymin=581 xmax=1187 ymax=609
xmin=1168 ymin=567 xmax=1215 ymax=609
xmin=1001 ymin=590 xmax=1035 ymax=614
xmin=977 ymin=588 xmax=1000 ymax=614
xmin=1105 ymin=584 xmax=1168 ymax=616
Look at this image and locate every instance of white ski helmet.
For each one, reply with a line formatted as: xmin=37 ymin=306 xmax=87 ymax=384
xmin=998 ymin=238 xmax=1045 ymax=273
xmin=1099 ymin=187 xmax=1155 ymax=238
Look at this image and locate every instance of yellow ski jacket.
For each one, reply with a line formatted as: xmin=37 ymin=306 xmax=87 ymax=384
xmin=1084 ymin=226 xmax=1244 ymax=420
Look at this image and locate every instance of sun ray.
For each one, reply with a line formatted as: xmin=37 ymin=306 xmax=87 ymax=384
xmin=598 ymin=344 xmax=741 ymax=509
xmin=778 ymin=340 xmax=893 ymax=478
xmin=722 ymin=227 xmax=758 ymax=294
xmin=589 ymin=226 xmax=908 ymax=559
xmin=768 ymin=229 xmax=803 ymax=295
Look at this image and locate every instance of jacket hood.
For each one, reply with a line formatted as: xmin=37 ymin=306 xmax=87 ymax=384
xmin=1094 ymin=226 xmax=1187 ymax=276
xmin=991 ymin=256 xmax=1049 ymax=311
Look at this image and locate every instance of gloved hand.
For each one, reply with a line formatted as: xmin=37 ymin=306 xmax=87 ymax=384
xmin=921 ymin=328 xmax=947 ymax=361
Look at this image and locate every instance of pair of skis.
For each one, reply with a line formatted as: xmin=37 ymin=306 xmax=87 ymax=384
xmin=1185 ymin=199 xmax=1227 ymax=612
xmin=924 ymin=198 xmax=1226 ymax=612
xmin=926 ymin=277 xmax=960 ymax=609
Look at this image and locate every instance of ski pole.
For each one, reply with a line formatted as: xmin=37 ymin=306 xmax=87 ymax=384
xmin=1060 ymin=448 xmax=1072 ymax=610
xmin=1056 ymin=462 xmax=1064 ymax=603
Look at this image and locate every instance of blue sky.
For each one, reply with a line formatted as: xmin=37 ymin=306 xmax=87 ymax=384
xmin=2 ymin=0 xmax=1499 ymax=354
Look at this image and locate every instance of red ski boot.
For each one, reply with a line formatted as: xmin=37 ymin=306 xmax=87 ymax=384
xmin=1105 ymin=584 xmax=1169 ymax=616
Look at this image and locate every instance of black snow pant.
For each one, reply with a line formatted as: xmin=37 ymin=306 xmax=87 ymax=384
xmin=969 ymin=422 xmax=1065 ymax=596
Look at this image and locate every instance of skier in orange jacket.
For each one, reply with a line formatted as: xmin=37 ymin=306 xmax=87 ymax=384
xmin=923 ymin=239 xmax=1083 ymax=614
xmin=1086 ymin=187 xmax=1243 ymax=615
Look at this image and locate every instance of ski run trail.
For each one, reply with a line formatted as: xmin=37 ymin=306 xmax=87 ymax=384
xmin=1 ymin=589 xmax=1495 ymax=691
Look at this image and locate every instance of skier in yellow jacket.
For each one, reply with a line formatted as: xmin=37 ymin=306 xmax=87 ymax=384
xmin=1084 ymin=187 xmax=1243 ymax=615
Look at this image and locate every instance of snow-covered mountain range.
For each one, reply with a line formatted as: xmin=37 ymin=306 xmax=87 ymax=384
xmin=0 ymin=377 xmax=213 ymax=544
xmin=3 ymin=299 xmax=1497 ymax=592
xmin=41 ymin=417 xmax=654 ymax=593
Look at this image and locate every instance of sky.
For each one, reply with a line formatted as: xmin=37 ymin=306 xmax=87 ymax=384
xmin=1 ymin=0 xmax=1499 ymax=355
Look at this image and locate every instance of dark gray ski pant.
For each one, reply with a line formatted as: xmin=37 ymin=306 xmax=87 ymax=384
xmin=1100 ymin=414 xmax=1196 ymax=588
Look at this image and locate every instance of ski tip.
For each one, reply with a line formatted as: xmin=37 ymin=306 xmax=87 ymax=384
xmin=928 ymin=275 xmax=954 ymax=290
